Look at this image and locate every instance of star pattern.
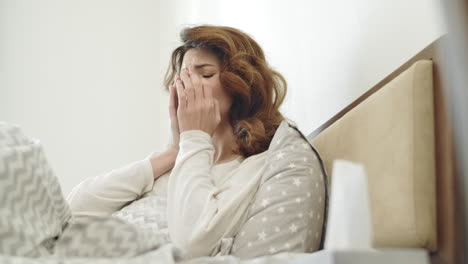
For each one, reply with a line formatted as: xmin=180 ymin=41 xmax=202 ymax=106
xmin=269 ymin=164 xmax=275 ymax=172
xmin=230 ymin=125 xmax=325 ymax=256
xmin=293 ymin=178 xmax=302 ymax=187
xmin=269 ymin=246 xmax=276 ymax=254
xmin=276 ymin=151 xmax=285 ymax=160
xmin=289 ymin=224 xmax=298 ymax=233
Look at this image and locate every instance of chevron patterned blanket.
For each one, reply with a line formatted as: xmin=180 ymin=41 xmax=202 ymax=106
xmin=0 ymin=122 xmax=306 ymax=264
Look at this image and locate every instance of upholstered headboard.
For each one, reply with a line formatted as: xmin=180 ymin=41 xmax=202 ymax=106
xmin=312 ymin=59 xmax=436 ymax=249
xmin=307 ymin=37 xmax=462 ymax=264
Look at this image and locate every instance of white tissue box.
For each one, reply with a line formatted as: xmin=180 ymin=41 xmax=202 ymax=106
xmin=325 ymin=160 xmax=372 ymax=250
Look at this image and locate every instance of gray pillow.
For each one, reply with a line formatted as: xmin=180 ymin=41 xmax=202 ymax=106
xmin=0 ymin=122 xmax=71 ymax=257
xmin=230 ymin=119 xmax=328 ymax=259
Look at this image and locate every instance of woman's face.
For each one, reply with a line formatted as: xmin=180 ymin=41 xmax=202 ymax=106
xmin=180 ymin=48 xmax=232 ymax=121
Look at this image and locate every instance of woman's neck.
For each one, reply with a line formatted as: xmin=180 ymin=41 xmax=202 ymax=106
xmin=211 ymin=119 xmax=240 ymax=165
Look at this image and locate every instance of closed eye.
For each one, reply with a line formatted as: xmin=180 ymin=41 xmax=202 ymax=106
xmin=203 ymin=74 xmax=215 ymax=78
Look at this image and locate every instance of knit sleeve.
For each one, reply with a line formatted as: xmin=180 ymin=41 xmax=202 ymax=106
xmin=67 ymin=157 xmax=154 ymax=222
xmin=167 ymin=130 xmax=264 ymax=258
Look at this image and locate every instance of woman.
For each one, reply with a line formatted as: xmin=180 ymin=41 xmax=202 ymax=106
xmin=68 ymin=25 xmax=291 ymax=258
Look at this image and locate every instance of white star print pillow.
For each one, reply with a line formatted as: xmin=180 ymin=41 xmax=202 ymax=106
xmin=230 ymin=119 xmax=328 ymax=259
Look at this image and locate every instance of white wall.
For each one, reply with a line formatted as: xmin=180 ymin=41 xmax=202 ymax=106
xmin=0 ymin=0 xmax=180 ymax=195
xmin=175 ymin=0 xmax=445 ymax=133
xmin=0 ymin=0 xmax=445 ymax=195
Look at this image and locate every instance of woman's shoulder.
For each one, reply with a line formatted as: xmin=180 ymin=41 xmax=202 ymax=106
xmin=238 ymin=118 xmax=311 ymax=162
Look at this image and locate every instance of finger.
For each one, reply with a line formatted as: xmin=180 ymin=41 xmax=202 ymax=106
xmin=173 ymin=84 xmax=179 ymax=109
xmin=169 ymin=84 xmax=174 ymax=111
xmin=169 ymin=84 xmax=178 ymax=115
xmin=180 ymin=69 xmax=195 ymax=104
xmin=214 ymin=99 xmax=221 ymax=122
xmin=190 ymin=70 xmax=204 ymax=100
xmin=175 ymin=79 xmax=186 ymax=109
xmin=204 ymin=81 xmax=213 ymax=100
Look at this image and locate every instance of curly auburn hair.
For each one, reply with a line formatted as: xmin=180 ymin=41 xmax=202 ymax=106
xmin=163 ymin=25 xmax=288 ymax=158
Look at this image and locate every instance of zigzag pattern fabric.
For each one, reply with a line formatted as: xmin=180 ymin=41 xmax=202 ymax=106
xmin=0 ymin=122 xmax=71 ymax=257
xmin=0 ymin=123 xmax=175 ymax=261
xmin=54 ymin=217 xmax=164 ymax=258
xmin=112 ymin=196 xmax=171 ymax=243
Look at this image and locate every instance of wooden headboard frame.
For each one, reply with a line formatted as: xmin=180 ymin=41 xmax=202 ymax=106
xmin=307 ymin=36 xmax=463 ymax=264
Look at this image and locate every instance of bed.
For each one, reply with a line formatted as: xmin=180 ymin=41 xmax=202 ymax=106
xmin=0 ymin=37 xmax=460 ymax=264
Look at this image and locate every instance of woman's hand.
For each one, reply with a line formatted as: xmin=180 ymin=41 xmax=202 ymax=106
xmin=168 ymin=78 xmax=180 ymax=151
xmin=175 ymin=68 xmax=221 ymax=136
